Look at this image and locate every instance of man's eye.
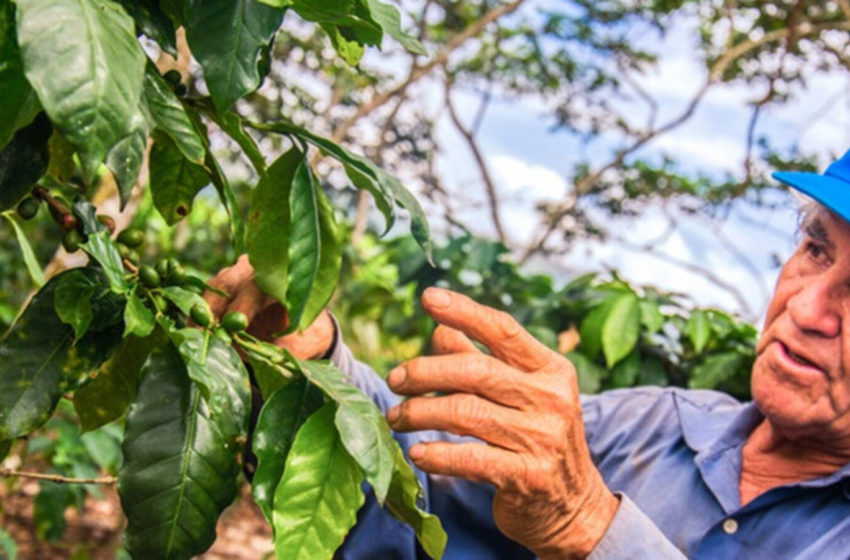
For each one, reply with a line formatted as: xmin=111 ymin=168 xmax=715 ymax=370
xmin=806 ymin=242 xmax=826 ymax=260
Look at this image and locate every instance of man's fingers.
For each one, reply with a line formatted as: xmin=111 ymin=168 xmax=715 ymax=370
xmin=422 ymin=287 xmax=553 ymax=371
xmin=388 ymin=354 xmax=533 ymax=409
xmin=388 ymin=394 xmax=535 ymax=452
xmin=431 ymin=325 xmax=479 ymax=355
xmin=407 ymin=441 xmax=520 ymax=490
xmin=228 ymin=280 xmax=275 ymax=324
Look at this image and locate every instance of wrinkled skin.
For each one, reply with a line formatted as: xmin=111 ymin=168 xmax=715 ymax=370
xmin=743 ymin=209 xmax=850 ymax=504
xmin=387 ymin=288 xmax=618 ymax=558
xmin=205 ymin=258 xmax=618 ymax=558
xmin=204 ymin=254 xmax=334 ymax=360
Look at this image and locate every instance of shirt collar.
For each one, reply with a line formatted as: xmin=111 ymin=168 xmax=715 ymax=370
xmin=674 ymin=391 xmax=850 ymax=511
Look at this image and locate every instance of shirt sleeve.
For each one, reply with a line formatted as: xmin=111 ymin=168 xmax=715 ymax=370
xmin=589 ymin=494 xmax=687 ymax=560
xmin=325 ymin=316 xmax=401 ymax=414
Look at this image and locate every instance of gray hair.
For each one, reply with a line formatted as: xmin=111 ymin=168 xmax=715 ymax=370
xmin=794 ymin=191 xmax=830 ymax=238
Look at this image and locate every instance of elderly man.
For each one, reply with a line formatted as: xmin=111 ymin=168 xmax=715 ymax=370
xmin=209 ymin=152 xmax=850 ymax=558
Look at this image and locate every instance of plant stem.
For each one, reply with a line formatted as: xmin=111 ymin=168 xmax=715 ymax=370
xmin=0 ymin=467 xmax=116 ymax=485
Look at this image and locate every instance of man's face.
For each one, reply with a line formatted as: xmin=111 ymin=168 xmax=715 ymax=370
xmin=753 ymin=209 xmax=850 ymax=444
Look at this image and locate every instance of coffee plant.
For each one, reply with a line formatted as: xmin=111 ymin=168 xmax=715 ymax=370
xmin=0 ymin=1 xmax=446 ymax=559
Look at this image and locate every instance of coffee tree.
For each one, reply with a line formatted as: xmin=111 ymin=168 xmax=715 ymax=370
xmin=0 ymin=0 xmax=446 ymax=558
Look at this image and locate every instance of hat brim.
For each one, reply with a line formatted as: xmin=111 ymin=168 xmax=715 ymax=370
xmin=772 ymin=170 xmax=850 ymax=225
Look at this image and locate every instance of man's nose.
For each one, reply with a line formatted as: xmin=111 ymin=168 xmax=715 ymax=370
xmin=787 ymin=276 xmax=842 ymax=338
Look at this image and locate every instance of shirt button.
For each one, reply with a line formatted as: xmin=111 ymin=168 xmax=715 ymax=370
xmin=722 ymin=518 xmax=739 ymax=535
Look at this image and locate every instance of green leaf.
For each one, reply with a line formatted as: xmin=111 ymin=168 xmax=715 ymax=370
xmin=246 ymin=147 xmax=301 ymax=305
xmin=247 ymin=119 xmax=432 ymax=260
xmin=252 ymin=377 xmax=324 ymax=524
xmin=172 ymin=328 xmax=252 ymax=410
xmin=299 ymin=176 xmax=342 ymax=330
xmin=321 ymin=23 xmax=366 ymax=65
xmin=0 ymin=268 xmax=122 ymax=439
xmin=124 ymin=290 xmax=155 ymax=338
xmin=365 ymin=0 xmax=426 ymax=54
xmin=184 ymin=0 xmax=285 ymax=112
xmin=601 ymin=292 xmax=640 ymax=368
xmin=385 ymin=448 xmax=447 ymax=559
xmin=197 ymin=100 xmax=266 ymax=175
xmin=565 ymin=351 xmax=603 ymax=394
xmin=578 ymin=296 xmax=613 ymax=362
xmin=74 ymin=330 xmax=166 ymax=433
xmin=119 ymin=342 xmax=248 ymax=559
xmin=15 ymin=0 xmax=146 ymax=180
xmin=2 ymin=213 xmax=44 ymax=287
xmin=81 ymin=231 xmax=130 ymax=293
xmin=639 ymin=300 xmax=664 ymax=334
xmin=637 ymin=355 xmax=669 ymax=387
xmin=160 ymin=285 xmax=207 ymax=316
xmin=0 ymin=439 xmax=11 ymax=463
xmin=0 ymin=112 xmax=51 ymax=211
xmin=286 ymin=159 xmax=326 ymax=330
xmin=0 ymin=0 xmax=39 ymax=151
xmin=272 ymin=402 xmax=365 ymax=560
xmin=149 ymin=130 xmax=209 ymax=224
xmin=608 ymin=349 xmax=640 ymax=389
xmin=343 ymin=144 xmax=433 ymax=263
xmin=106 ymin=98 xmax=150 ymax=207
xmin=71 ymin=199 xmax=108 ymax=235
xmin=0 ymin=526 xmax=15 ymax=560
xmin=249 ymin=356 xmax=290 ymax=400
xmin=46 ymin=129 xmax=76 ymax=185
xmin=254 ymin=0 xmax=293 ymax=7
xmin=689 ymin=351 xmax=745 ymax=390
xmin=203 ymin=143 xmax=246 ymax=254
xmin=53 ymin=269 xmax=96 ymax=339
xmin=116 ymin=0 xmax=177 ymax=55
xmin=298 ymin=359 xmax=395 ymax=503
xmin=343 ymin=161 xmax=396 ymax=231
xmin=686 ymin=309 xmax=712 ymax=354
xmin=144 ymin=66 xmax=205 ymax=164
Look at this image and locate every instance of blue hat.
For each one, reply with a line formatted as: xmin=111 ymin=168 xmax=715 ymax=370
xmin=773 ymin=149 xmax=850 ymax=224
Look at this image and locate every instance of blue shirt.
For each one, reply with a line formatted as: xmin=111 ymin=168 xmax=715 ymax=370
xmin=330 ymin=340 xmax=850 ymax=559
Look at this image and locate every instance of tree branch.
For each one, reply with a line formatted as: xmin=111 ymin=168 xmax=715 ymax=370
xmin=519 ymin=17 xmax=850 ymax=263
xmin=609 ymin=235 xmax=754 ymax=318
xmin=445 ymin=78 xmax=507 ymax=242
xmin=0 ymin=467 xmax=116 ymax=485
xmin=329 ymin=0 xmax=527 ymax=143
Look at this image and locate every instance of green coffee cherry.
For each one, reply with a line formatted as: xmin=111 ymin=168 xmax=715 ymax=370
xmin=16 ymin=197 xmax=39 ymax=220
xmin=117 ymin=228 xmax=144 ymax=248
xmin=171 ymin=266 xmax=189 ymax=286
xmin=62 ymin=229 xmax=84 ymax=252
xmin=155 ymin=258 xmax=170 ymax=279
xmin=167 ymin=258 xmax=181 ymax=274
xmin=190 ymin=303 xmax=214 ymax=328
xmin=221 ymin=311 xmax=248 ymax=333
xmin=139 ymin=265 xmax=161 ymax=288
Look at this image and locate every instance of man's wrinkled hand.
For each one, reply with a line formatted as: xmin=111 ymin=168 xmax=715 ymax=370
xmin=205 ymin=254 xmax=335 ymax=360
xmin=386 ymin=288 xmax=619 ymax=559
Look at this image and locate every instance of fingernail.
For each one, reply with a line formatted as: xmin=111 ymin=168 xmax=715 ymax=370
xmin=409 ymin=444 xmax=424 ymax=460
xmin=387 ymin=366 xmax=406 ymax=388
xmin=386 ymin=406 xmax=400 ymax=423
xmin=424 ymin=288 xmax=450 ymax=308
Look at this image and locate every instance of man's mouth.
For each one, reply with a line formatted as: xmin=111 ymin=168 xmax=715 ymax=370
xmin=782 ymin=343 xmax=819 ymax=370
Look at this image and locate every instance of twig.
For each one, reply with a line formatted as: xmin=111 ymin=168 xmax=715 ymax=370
xmin=444 ymin=77 xmax=507 ymax=242
xmin=329 ymin=0 xmax=527 ymax=143
xmin=0 ymin=467 xmax=116 ymax=485
xmin=518 ymin=17 xmax=850 ymax=263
